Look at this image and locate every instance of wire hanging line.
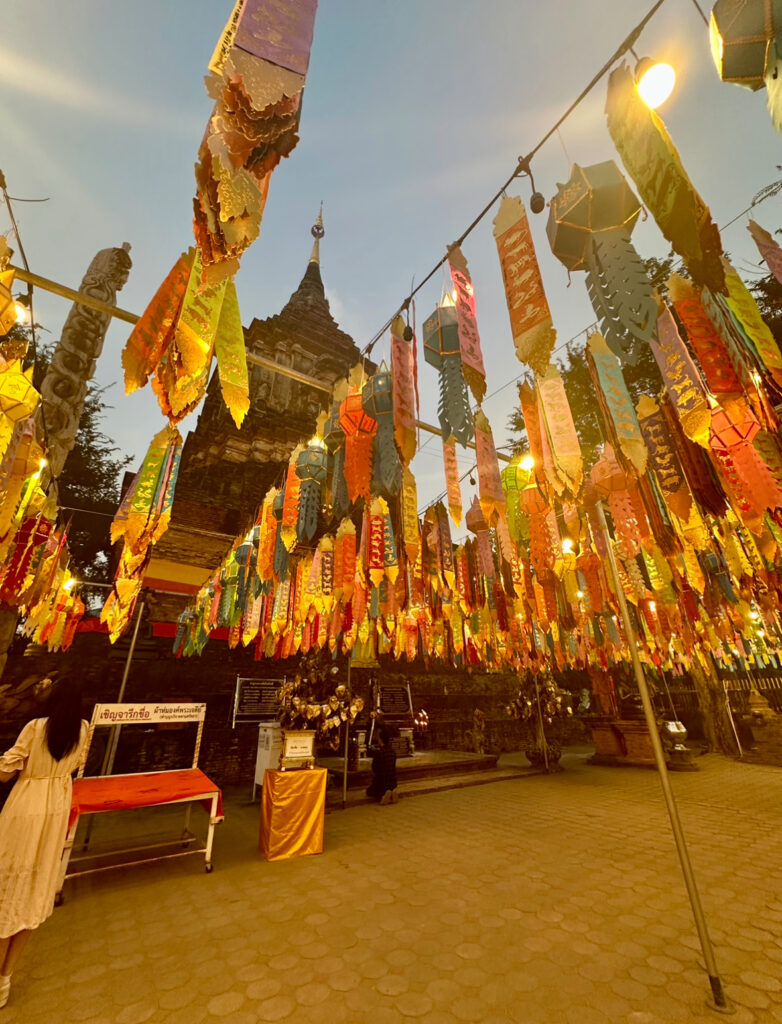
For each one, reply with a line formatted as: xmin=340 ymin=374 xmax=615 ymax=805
xmin=359 ymin=0 xmax=671 ymax=359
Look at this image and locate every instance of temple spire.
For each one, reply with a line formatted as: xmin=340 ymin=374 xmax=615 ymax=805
xmin=309 ymin=203 xmax=324 ymax=264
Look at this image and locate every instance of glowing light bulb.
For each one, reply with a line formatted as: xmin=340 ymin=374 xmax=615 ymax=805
xmin=520 ymin=455 xmax=535 ymax=472
xmin=14 ymin=300 xmax=29 ymax=324
xmin=63 ymin=578 xmax=75 ymax=591
xmin=636 ymin=59 xmax=675 ymax=109
xmin=561 ymin=539 xmax=574 ymax=554
xmin=38 ymin=458 xmax=47 ymax=471
xmin=576 ymin=590 xmax=584 ymax=600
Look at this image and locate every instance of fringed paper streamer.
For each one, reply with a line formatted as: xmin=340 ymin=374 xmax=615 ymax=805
xmin=295 ymin=441 xmax=328 ymax=542
xmin=257 ymin=488 xmax=277 ymax=583
xmin=363 ymin=362 xmax=402 ymax=499
xmin=401 ymin=467 xmax=420 ymax=565
xmin=390 ymin=315 xmax=418 ymax=466
xmin=382 ymin=501 xmax=399 ymax=585
xmin=492 ymin=195 xmax=556 ymax=375
xmin=122 ymin=250 xmax=193 ymax=394
xmin=442 ymin=435 xmax=463 ymax=527
xmin=586 ymin=333 xmax=647 ymax=474
xmin=367 ymin=498 xmax=386 ymax=587
xmin=650 ymin=307 xmax=711 ymax=448
xmin=272 ymin=490 xmax=289 ymax=578
xmin=173 ymin=248 xmax=227 ymax=381
xmin=668 ymin=273 xmax=745 ymax=397
xmin=213 ymin=279 xmax=250 ymax=427
xmin=448 ymin=245 xmax=486 ymax=404
xmin=339 ymin=389 xmax=377 ymax=503
xmin=434 ymin=501 xmax=455 ymax=589
xmin=518 ymin=382 xmax=547 ymax=491
xmin=281 ymin=450 xmax=302 ymax=551
xmin=605 ymin=63 xmax=725 ymax=293
xmin=474 ymin=409 xmax=506 ymax=525
xmin=536 ymin=365 xmax=583 ymax=497
xmin=584 ymin=230 xmax=656 ymax=365
xmin=636 ymin=395 xmax=692 ymax=522
xmin=748 ymin=220 xmax=782 ymax=285
xmin=721 ymin=259 xmax=782 ymax=389
xmin=334 ymin=518 xmax=356 ymax=603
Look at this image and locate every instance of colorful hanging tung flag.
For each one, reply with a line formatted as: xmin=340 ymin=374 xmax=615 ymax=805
xmin=605 ymin=62 xmax=725 ymax=293
xmin=586 ymin=333 xmax=647 ymax=475
xmin=536 ymin=365 xmax=583 ymax=498
xmin=636 ymin=394 xmax=692 ymax=521
xmin=667 ymin=274 xmax=744 ymax=397
xmin=748 ymin=220 xmax=782 ymax=286
xmin=473 ymin=410 xmax=506 ymax=526
xmin=650 ymin=307 xmax=711 ymax=448
xmin=390 ymin=314 xmax=418 ymax=466
xmin=448 ymin=245 xmax=486 ymax=404
xmin=492 ymin=195 xmax=556 ymax=376
xmin=442 ymin=435 xmax=463 ymax=527
xmin=721 ymin=258 xmax=782 ymax=390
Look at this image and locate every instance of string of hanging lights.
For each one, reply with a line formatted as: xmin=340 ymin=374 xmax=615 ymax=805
xmin=359 ymin=0 xmax=684 ymax=359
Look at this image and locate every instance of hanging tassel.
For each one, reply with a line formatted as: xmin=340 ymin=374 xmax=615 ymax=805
xmin=584 ymin=229 xmax=656 ymax=364
xmin=438 ymin=352 xmax=474 ymax=447
xmin=363 ymin=362 xmax=402 ymax=499
xmin=442 ymin=435 xmax=463 ymax=527
xmin=401 ymin=467 xmax=420 ymax=564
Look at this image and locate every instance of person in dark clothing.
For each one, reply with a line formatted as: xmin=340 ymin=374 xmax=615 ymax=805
xmin=366 ymin=727 xmax=398 ymax=804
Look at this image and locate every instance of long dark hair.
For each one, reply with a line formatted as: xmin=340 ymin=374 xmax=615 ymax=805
xmin=43 ymin=676 xmax=83 ymax=761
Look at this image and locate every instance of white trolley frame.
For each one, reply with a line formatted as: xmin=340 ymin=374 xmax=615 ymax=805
xmin=57 ymin=702 xmax=222 ymax=900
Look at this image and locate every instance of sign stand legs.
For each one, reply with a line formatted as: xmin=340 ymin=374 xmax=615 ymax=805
xmin=595 ymin=502 xmax=729 ymax=1011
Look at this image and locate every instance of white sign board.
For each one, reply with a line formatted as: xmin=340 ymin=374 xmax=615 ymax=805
xmin=93 ymin=703 xmax=206 ymax=726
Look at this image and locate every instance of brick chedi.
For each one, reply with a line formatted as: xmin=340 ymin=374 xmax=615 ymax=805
xmin=145 ymin=214 xmax=365 ymax=622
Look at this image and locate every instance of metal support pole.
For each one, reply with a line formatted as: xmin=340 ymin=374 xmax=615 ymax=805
xmin=595 ymin=501 xmax=729 ymax=1011
xmin=342 ymin=653 xmax=352 ymax=810
xmin=102 ymin=597 xmax=145 ymax=777
xmin=723 ymin=679 xmax=743 ymax=758
xmin=533 ymin=676 xmax=550 ymax=772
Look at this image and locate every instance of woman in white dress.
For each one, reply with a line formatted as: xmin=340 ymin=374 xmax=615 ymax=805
xmin=0 ymin=677 xmax=88 ymax=1008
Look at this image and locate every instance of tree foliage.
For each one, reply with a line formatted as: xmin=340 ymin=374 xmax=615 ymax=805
xmin=28 ymin=340 xmax=131 ymax=586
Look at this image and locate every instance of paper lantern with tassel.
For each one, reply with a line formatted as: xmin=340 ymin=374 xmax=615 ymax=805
xmin=362 ymin=362 xmax=402 ymax=499
xmin=423 ymin=299 xmax=474 ymax=447
xmin=710 ymin=0 xmax=782 ymax=131
xmin=295 ymin=440 xmax=328 ymax=542
xmin=547 ymin=162 xmax=655 ymax=364
xmin=323 ymin=402 xmax=349 ymax=520
xmin=339 ymin=389 xmax=377 ymax=503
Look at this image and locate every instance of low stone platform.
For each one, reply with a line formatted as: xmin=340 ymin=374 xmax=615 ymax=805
xmin=318 ymin=748 xmax=500 ymax=790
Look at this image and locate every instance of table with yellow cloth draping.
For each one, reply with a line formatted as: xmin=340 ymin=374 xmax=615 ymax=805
xmin=259 ymin=768 xmax=327 ymax=861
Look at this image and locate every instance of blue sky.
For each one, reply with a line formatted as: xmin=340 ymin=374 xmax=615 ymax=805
xmin=3 ymin=1 xmax=781 ymax=525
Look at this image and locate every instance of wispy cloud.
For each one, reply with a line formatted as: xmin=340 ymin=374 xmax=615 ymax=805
xmin=0 ymin=46 xmax=203 ymax=135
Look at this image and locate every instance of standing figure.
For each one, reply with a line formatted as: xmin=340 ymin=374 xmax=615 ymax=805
xmin=0 ymin=677 xmax=88 ymax=1008
xmin=366 ymin=726 xmax=399 ymax=805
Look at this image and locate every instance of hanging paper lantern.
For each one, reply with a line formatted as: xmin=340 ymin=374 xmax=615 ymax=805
xmin=339 ymin=388 xmax=377 ymax=503
xmin=362 ymin=362 xmax=402 ymax=499
xmin=295 ymin=440 xmax=328 ymax=542
xmin=710 ymin=1 xmax=782 ymax=131
xmin=547 ymin=162 xmax=654 ymax=364
xmin=423 ymin=300 xmax=474 ymax=447
xmin=0 ymin=360 xmax=39 ymax=427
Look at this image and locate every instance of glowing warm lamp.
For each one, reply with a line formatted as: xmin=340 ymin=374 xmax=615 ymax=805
xmin=520 ymin=454 xmax=535 ymax=472
xmin=576 ymin=590 xmax=584 ymax=599
xmin=635 ymin=58 xmax=676 ymax=109
xmin=38 ymin=457 xmax=47 ymax=471
xmin=14 ymin=299 xmax=30 ymax=324
xmin=63 ymin=578 xmax=75 ymax=591
xmin=649 ymin=600 xmax=656 ymax=612
xmin=561 ymin=538 xmax=574 ymax=554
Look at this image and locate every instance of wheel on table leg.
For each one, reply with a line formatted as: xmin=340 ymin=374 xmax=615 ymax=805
xmin=205 ymin=862 xmax=213 ymax=873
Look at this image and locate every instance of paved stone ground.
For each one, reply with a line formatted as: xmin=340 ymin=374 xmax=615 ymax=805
xmin=3 ymin=750 xmax=782 ymax=1024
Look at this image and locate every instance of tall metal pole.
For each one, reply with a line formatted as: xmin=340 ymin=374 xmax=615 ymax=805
xmin=533 ymin=676 xmax=550 ymax=772
xmin=342 ymin=652 xmax=352 ymax=810
xmin=102 ymin=597 xmax=145 ymax=777
xmin=595 ymin=501 xmax=728 ymax=1010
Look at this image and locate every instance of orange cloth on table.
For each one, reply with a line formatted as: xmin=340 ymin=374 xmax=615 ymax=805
xmin=69 ymin=768 xmax=223 ymax=831
xmin=259 ymin=768 xmax=327 ymax=861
